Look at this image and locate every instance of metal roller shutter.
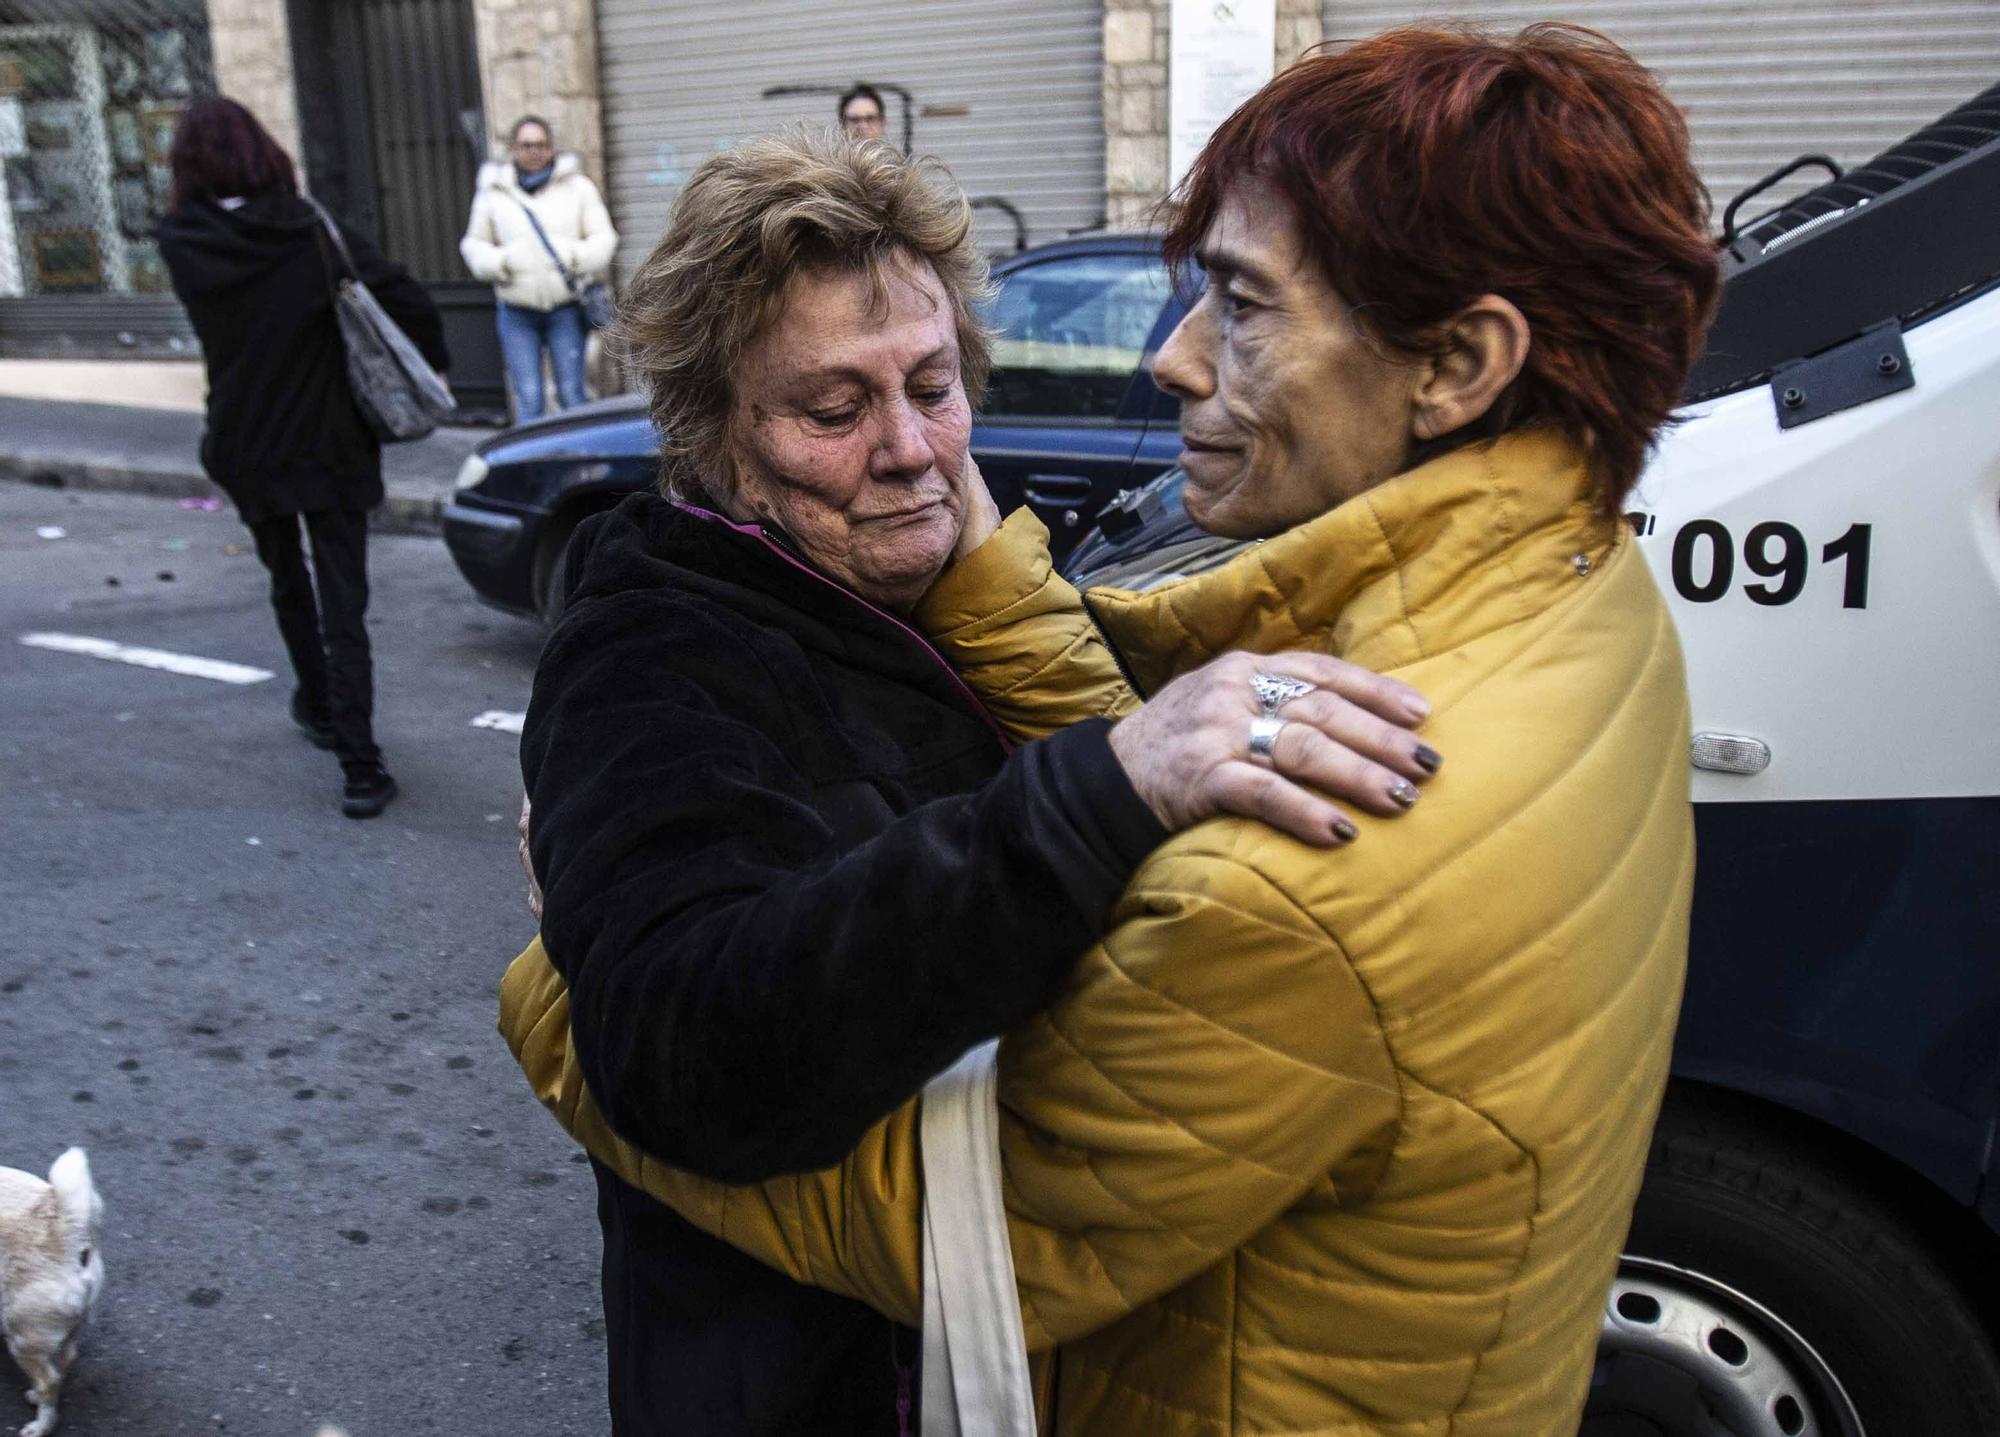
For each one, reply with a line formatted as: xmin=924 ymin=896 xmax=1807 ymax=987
xmin=595 ymin=0 xmax=1105 ymax=275
xmin=1318 ymin=2 xmax=2000 ymax=219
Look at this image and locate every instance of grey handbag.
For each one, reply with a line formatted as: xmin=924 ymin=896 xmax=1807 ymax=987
xmin=577 ymin=277 xmax=615 ymax=331
xmin=509 ymin=193 xmax=615 ymax=329
xmin=307 ymin=198 xmax=456 ymax=442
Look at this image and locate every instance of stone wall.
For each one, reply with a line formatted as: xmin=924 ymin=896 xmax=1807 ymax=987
xmin=469 ymin=0 xmax=607 ymax=185
xmin=1275 ymin=0 xmax=1325 ymax=77
xmin=1101 ymin=0 xmax=1167 ymax=230
xmin=206 ymin=0 xmax=301 ymax=164
xmin=1101 ymin=0 xmax=1323 ymax=229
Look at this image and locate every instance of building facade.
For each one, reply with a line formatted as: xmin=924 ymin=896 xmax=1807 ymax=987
xmin=0 ymin=0 xmax=566 ymax=410
xmin=2 ymin=0 xmax=1995 ymax=407
xmin=0 ymin=0 xmax=216 ymax=372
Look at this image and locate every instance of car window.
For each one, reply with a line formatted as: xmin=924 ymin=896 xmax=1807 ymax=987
xmin=981 ymin=253 xmax=1174 ymax=420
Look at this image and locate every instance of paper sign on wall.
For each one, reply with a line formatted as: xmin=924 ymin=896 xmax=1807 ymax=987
xmin=1168 ymin=0 xmax=1275 ymax=190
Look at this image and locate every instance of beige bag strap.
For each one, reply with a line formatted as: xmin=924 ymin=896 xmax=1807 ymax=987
xmin=919 ymin=1041 xmax=1038 ymax=1437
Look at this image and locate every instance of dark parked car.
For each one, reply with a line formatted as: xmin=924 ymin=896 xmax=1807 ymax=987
xmin=442 ymin=233 xmax=1193 ymax=618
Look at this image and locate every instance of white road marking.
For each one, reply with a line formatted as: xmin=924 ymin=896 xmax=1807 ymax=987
xmin=471 ymin=710 xmax=525 ymax=735
xmin=20 ymin=632 xmax=273 ymax=685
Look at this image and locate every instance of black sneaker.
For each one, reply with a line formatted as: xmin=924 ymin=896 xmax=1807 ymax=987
xmin=341 ymin=763 xmax=397 ymax=819
xmin=290 ymin=691 xmax=337 ymax=750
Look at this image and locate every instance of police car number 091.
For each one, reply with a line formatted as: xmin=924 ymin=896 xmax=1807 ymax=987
xmin=1628 ymin=513 xmax=1873 ymax=610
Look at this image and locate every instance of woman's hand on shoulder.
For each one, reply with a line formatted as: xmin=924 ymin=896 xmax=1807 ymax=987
xmin=1107 ymin=651 xmax=1440 ymax=847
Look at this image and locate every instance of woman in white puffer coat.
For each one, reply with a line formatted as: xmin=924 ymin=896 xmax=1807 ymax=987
xmin=460 ymin=115 xmax=618 ymax=420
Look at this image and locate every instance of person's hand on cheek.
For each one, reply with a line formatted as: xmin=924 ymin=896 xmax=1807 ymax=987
xmin=950 ymin=451 xmax=1002 ymax=561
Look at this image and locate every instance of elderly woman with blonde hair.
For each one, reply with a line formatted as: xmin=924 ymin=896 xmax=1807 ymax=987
xmin=503 ymin=129 xmax=1440 ymax=1437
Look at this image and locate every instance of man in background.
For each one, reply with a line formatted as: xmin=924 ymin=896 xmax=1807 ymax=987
xmin=838 ymin=84 xmax=887 ymax=142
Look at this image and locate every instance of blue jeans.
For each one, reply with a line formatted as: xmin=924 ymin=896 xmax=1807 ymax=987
xmin=497 ymin=300 xmax=588 ymax=422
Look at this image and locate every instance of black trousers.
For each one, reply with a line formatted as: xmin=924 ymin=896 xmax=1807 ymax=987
xmin=249 ymin=508 xmax=379 ymax=771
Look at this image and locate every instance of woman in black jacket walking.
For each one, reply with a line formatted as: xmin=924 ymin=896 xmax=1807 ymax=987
xmin=156 ymin=97 xmax=448 ymax=817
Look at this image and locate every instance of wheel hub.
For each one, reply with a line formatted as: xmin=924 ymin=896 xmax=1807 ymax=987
xmin=1582 ymin=1256 xmax=1864 ymax=1437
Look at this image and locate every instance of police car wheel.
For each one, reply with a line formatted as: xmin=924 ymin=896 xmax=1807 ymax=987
xmin=1581 ymin=1092 xmax=2000 ymax=1437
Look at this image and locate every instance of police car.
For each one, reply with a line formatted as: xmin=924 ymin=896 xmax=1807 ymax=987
xmin=1067 ymin=84 xmax=2000 ymax=1437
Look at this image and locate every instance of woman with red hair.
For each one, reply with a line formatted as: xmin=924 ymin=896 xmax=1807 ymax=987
xmin=505 ymin=25 xmax=1719 ymax=1435
xmin=158 ymin=98 xmax=448 ymax=818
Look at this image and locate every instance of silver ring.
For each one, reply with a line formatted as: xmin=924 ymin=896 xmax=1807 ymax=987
xmin=1252 ymin=671 xmax=1317 ymax=715
xmin=1248 ymin=715 xmax=1287 ymax=760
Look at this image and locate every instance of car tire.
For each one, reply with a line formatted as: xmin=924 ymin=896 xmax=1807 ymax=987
xmin=1583 ymin=1091 xmax=2000 ymax=1437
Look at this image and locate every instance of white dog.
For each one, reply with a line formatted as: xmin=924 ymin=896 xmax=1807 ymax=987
xmin=0 ymin=1150 xmax=102 ymax=1437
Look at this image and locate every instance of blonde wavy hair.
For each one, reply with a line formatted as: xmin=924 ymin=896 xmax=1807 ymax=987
xmin=618 ymin=130 xmax=994 ymax=498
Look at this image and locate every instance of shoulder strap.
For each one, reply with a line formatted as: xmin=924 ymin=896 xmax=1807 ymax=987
xmin=919 ymin=1041 xmax=1038 ymax=1437
xmin=506 ymin=191 xmax=585 ymax=298
xmin=303 ymin=194 xmax=359 ymax=283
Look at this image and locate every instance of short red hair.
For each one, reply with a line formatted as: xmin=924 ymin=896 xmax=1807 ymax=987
xmin=1167 ymin=24 xmax=1719 ymax=512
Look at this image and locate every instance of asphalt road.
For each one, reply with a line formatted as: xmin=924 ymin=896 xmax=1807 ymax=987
xmin=0 ymin=484 xmax=606 ymax=1435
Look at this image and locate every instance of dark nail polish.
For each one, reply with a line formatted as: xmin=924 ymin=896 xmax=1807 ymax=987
xmin=1331 ymin=816 xmax=1358 ymax=842
xmin=1413 ymin=744 xmax=1443 ymax=774
xmin=1389 ymin=781 xmax=1420 ymax=809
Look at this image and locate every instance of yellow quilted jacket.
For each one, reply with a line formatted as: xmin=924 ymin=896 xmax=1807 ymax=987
xmin=501 ymin=429 xmax=1694 ymax=1436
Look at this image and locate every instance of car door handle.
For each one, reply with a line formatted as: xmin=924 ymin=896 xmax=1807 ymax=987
xmin=1024 ymin=473 xmax=1095 ymax=506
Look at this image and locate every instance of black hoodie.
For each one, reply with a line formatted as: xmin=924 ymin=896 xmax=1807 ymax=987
xmin=156 ymin=191 xmax=448 ymax=523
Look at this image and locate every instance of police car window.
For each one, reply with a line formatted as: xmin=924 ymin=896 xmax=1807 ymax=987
xmin=981 ymin=254 xmax=1174 ymax=420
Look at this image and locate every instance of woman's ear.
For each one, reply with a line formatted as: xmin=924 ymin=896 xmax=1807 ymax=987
xmin=1410 ymin=296 xmax=1530 ymax=441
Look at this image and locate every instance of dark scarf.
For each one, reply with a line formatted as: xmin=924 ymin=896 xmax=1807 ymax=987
xmin=516 ymin=162 xmax=556 ymax=193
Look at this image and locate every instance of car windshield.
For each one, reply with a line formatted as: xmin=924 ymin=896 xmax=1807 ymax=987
xmin=980 ymin=252 xmax=1173 ymax=419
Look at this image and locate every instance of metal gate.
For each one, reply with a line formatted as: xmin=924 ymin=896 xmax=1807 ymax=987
xmin=1317 ymin=1 xmax=2000 ymax=219
xmin=593 ymin=0 xmax=1106 ymax=274
xmin=291 ymin=0 xmax=502 ymax=413
xmin=292 ymin=0 xmax=484 ymax=281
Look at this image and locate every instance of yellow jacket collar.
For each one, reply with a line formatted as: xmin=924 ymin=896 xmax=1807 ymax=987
xmin=1086 ymin=428 xmax=1618 ymax=690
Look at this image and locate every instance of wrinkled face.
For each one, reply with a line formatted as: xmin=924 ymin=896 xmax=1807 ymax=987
xmin=841 ymin=98 xmax=886 ymax=140
xmin=725 ymin=255 xmax=971 ymax=610
xmin=1153 ymin=179 xmax=1422 ymax=538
